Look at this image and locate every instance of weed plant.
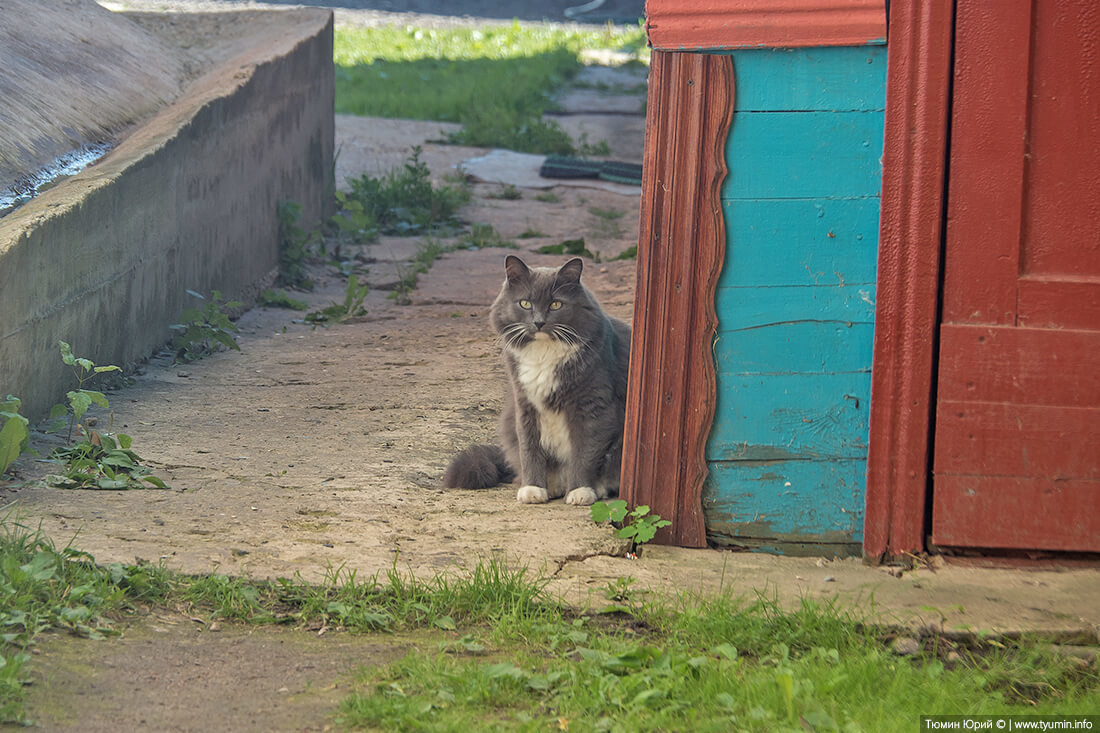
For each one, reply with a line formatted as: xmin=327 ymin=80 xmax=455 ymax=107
xmin=388 ymin=225 xmax=514 ymax=305
xmin=40 ymin=343 xmax=169 ymax=490
xmin=487 ymin=184 xmax=523 ymax=200
xmin=342 ymin=147 xmax=469 ymax=237
xmin=258 ymin=289 xmax=308 ymax=311
xmin=170 ymin=290 xmax=242 ymax=363
xmin=388 ymin=238 xmax=448 ymax=305
xmin=458 ymin=222 xmax=516 ymax=250
xmin=591 ymin=500 xmax=671 ymax=547
xmin=305 ymin=274 xmax=369 ymax=324
xmin=536 ymin=237 xmax=596 ymax=260
xmin=277 ymin=200 xmax=318 ymax=290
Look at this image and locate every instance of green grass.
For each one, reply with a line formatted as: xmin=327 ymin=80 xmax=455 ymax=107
xmin=1 ymin=515 xmax=1096 ymax=728
xmin=338 ymin=593 xmax=1100 ymax=732
xmin=333 ymin=24 xmax=647 ymax=154
xmin=0 ymin=516 xmax=172 ymax=723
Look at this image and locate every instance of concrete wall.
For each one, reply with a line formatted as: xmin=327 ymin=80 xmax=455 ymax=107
xmin=0 ymin=9 xmax=334 ymax=421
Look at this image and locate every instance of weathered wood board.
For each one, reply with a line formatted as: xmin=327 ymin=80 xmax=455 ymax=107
xmin=704 ymin=44 xmax=886 ymax=553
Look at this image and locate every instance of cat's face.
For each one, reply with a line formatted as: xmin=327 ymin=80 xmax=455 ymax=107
xmin=490 ymin=256 xmax=595 ymax=350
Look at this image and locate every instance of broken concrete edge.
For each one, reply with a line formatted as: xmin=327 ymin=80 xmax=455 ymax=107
xmin=0 ymin=8 xmax=335 ymax=422
xmin=543 ymin=546 xmax=1100 ymax=645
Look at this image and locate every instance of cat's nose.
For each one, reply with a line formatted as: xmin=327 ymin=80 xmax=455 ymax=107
xmin=533 ymin=321 xmax=546 ymax=330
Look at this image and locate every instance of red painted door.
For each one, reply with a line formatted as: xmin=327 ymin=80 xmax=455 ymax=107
xmin=932 ymin=0 xmax=1100 ymax=552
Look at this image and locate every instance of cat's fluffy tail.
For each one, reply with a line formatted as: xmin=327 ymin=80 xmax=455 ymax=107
xmin=443 ymin=444 xmax=516 ymax=489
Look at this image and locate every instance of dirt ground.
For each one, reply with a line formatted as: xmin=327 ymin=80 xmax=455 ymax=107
xmin=6 ymin=109 xmax=645 ymax=585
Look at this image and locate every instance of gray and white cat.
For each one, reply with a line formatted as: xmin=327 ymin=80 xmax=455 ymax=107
xmin=443 ymin=255 xmax=631 ymax=505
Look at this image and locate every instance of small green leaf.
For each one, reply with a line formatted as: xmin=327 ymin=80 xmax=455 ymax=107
xmin=712 ymin=643 xmax=739 ymax=661
xmin=777 ymin=670 xmax=795 ymax=720
xmin=67 ymin=391 xmax=92 ymax=422
xmin=101 ymin=454 xmax=135 ymax=469
xmin=143 ymin=476 xmax=169 ymax=489
xmin=433 ymin=615 xmax=457 ymax=631
xmin=81 ymin=390 xmax=110 ymax=409
xmin=526 ymin=674 xmax=550 ymax=691
xmin=484 ymin=662 xmax=526 ymax=681
xmin=117 ymin=434 xmax=133 ymax=450
xmin=93 ymin=365 xmax=121 ymax=373
xmin=615 ymin=525 xmax=638 ymax=540
xmin=59 ymin=341 xmax=75 ymax=365
xmin=631 ymin=688 xmax=666 ymax=707
xmin=0 ymin=414 xmax=29 ymax=474
xmin=20 ymin=552 xmax=58 ymax=582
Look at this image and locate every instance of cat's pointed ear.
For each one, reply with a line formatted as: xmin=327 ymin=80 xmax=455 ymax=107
xmin=505 ymin=255 xmax=530 ymax=285
xmin=557 ymin=257 xmax=583 ymax=285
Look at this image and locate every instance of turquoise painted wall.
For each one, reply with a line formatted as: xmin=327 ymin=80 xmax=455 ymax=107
xmin=703 ymin=44 xmax=887 ymax=554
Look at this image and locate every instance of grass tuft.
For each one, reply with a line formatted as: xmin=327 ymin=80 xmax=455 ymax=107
xmin=0 ymin=515 xmax=172 ymax=722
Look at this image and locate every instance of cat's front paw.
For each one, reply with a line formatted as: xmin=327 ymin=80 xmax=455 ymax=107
xmin=565 ymin=486 xmax=598 ymax=506
xmin=516 ymin=485 xmax=550 ymax=504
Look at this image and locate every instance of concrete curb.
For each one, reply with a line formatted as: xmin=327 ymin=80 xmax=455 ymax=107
xmin=0 ymin=9 xmax=335 ymax=420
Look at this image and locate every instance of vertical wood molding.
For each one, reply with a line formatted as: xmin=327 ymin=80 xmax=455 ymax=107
xmin=863 ymin=0 xmax=955 ymax=561
xmin=621 ymin=51 xmax=733 ymax=547
xmin=941 ymin=0 xmax=1034 ymax=325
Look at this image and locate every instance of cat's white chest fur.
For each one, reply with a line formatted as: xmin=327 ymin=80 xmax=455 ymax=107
xmin=513 ymin=336 xmax=577 ymax=460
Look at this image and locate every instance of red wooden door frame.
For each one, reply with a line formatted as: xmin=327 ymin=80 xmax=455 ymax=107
xmin=863 ymin=0 xmax=955 ymax=561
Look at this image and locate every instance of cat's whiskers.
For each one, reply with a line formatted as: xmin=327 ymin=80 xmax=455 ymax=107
xmin=550 ymin=323 xmax=586 ymax=349
xmin=498 ymin=322 xmax=530 ymax=350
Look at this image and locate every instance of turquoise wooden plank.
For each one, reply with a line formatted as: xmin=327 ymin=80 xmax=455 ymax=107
xmin=721 ymin=111 xmax=884 ymax=200
xmin=715 ymin=284 xmax=876 ymax=332
xmin=713 ymin=321 xmax=874 ymax=375
xmin=708 ymin=372 xmax=872 ymax=460
xmin=717 ymin=198 xmax=881 ymax=288
xmin=702 ymin=458 xmax=866 ymax=542
xmin=728 ymin=46 xmax=886 ymax=112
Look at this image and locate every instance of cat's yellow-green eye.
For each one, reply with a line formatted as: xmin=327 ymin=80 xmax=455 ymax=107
xmin=519 ymin=299 xmax=532 ymax=310
xmin=549 ymin=300 xmax=563 ymax=310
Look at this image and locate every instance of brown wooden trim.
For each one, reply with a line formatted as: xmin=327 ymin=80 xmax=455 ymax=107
xmin=863 ymin=0 xmax=955 ymax=561
xmin=645 ymin=0 xmax=886 ymax=51
xmin=621 ymin=51 xmax=732 ymax=547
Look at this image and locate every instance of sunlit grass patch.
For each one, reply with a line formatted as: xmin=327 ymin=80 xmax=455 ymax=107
xmin=333 ymin=23 xmax=648 ymax=154
xmin=336 ymin=592 xmax=1100 ymax=732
